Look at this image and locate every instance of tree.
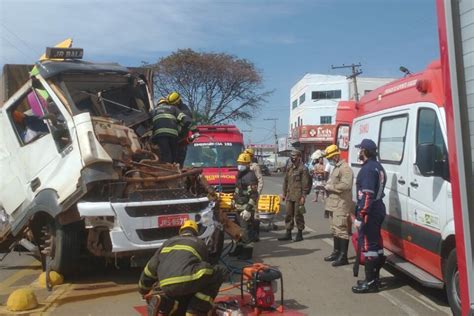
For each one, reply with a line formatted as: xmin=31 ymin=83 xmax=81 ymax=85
xmin=149 ymin=49 xmax=272 ymax=125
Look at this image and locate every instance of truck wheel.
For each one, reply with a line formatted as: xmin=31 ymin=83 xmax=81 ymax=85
xmin=445 ymin=249 xmax=461 ymax=316
xmin=35 ymin=217 xmax=82 ymax=277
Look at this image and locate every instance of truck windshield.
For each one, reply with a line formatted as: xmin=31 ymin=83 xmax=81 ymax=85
xmin=184 ymin=142 xmax=244 ymax=168
xmin=55 ymin=73 xmax=150 ymax=126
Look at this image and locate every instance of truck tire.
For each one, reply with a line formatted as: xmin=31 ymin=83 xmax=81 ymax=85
xmin=34 ymin=217 xmax=82 ymax=277
xmin=445 ymin=249 xmax=461 ymax=316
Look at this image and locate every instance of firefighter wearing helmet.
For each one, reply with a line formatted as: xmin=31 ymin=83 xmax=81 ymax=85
xmin=166 ymin=91 xmax=198 ymax=166
xmin=322 ymin=144 xmax=354 ymax=267
xmin=352 ymin=139 xmax=387 ymax=293
xmin=278 ymin=149 xmax=311 ymax=242
xmin=229 ymin=152 xmax=259 ymax=260
xmin=138 ymin=220 xmax=227 ymax=315
xmin=244 ymin=147 xmax=264 ymax=242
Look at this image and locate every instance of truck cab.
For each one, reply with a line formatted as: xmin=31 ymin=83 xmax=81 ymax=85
xmin=184 ymin=125 xmax=244 ymax=193
xmin=0 ymin=47 xmax=216 ymax=276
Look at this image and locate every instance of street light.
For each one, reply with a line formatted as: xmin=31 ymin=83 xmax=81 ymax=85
xmin=263 ymin=118 xmax=278 ymax=168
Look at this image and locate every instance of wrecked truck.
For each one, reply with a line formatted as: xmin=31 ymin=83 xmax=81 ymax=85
xmin=0 ymin=47 xmax=235 ymax=276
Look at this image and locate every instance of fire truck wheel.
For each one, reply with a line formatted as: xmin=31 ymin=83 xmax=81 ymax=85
xmin=33 ymin=216 xmax=82 ymax=278
xmin=445 ymin=249 xmax=461 ymax=316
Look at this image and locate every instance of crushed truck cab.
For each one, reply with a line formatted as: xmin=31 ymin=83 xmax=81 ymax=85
xmin=0 ymin=46 xmax=223 ymax=275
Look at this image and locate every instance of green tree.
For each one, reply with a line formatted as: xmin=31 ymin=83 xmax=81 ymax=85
xmin=149 ymin=49 xmax=272 ymax=125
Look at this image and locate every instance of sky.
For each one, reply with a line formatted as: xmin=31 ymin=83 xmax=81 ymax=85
xmin=0 ymin=0 xmax=439 ymax=145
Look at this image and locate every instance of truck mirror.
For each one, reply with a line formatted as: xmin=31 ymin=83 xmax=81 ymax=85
xmin=416 ymin=143 xmax=436 ymax=176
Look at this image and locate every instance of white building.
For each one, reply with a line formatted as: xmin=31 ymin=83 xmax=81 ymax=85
xmin=288 ymin=74 xmax=395 ymax=158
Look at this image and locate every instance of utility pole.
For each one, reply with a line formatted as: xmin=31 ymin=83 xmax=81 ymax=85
xmin=264 ymin=118 xmax=278 ymax=166
xmin=331 ymin=63 xmax=362 ymax=101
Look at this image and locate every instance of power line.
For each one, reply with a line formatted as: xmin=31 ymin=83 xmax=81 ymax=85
xmin=0 ymin=23 xmax=38 ymax=58
xmin=0 ymin=35 xmax=33 ymax=61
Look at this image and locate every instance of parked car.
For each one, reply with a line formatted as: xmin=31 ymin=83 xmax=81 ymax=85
xmin=260 ymin=164 xmax=271 ymax=176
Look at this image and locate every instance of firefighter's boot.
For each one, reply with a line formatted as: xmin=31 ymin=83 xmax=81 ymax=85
xmin=278 ymin=230 xmax=292 ymax=241
xmin=324 ymin=237 xmax=340 ymax=261
xmin=352 ymin=258 xmax=379 ymax=293
xmin=229 ymin=245 xmax=243 ymax=257
xmin=147 ymin=293 xmax=177 ymax=316
xmin=238 ymin=247 xmax=253 ymax=261
xmin=332 ymin=238 xmax=349 ymax=267
xmin=293 ymin=229 xmax=303 ymax=242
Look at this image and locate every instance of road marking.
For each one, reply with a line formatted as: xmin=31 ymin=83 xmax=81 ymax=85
xmin=378 ymin=291 xmax=420 ymax=316
xmin=0 ymin=262 xmax=41 ymax=291
xmin=417 ymin=294 xmax=452 ymax=315
xmin=400 ymin=289 xmax=437 ymax=312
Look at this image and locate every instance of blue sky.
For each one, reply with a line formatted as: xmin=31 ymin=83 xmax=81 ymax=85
xmin=0 ymin=0 xmax=439 ymax=144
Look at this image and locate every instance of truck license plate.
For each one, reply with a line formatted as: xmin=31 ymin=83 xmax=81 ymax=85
xmin=158 ymin=214 xmax=189 ymax=228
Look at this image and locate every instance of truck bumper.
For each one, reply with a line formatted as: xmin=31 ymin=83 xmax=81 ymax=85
xmin=77 ymin=197 xmax=214 ymax=252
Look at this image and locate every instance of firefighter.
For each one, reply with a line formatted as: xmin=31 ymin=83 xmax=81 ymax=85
xmin=151 ymin=97 xmax=198 ymax=164
xmin=229 ymin=152 xmax=259 ymax=260
xmin=278 ymin=150 xmax=311 ymax=242
xmin=244 ymin=148 xmax=264 ymax=242
xmin=167 ymin=91 xmax=197 ymax=166
xmin=138 ymin=220 xmax=227 ymax=316
xmin=352 ymin=139 xmax=387 ymax=293
xmin=323 ymin=144 xmax=354 ymax=267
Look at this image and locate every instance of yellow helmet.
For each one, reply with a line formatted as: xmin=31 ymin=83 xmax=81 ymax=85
xmin=167 ymin=91 xmax=181 ymax=105
xmin=237 ymin=152 xmax=251 ymax=164
xmin=179 ymin=220 xmax=198 ymax=235
xmin=324 ymin=144 xmax=341 ymax=159
xmin=244 ymin=148 xmax=254 ymax=156
xmin=157 ymin=97 xmax=167 ymax=106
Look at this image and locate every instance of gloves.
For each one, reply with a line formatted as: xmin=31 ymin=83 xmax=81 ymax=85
xmin=241 ymin=210 xmax=251 ymax=221
xmin=354 ymin=219 xmax=362 ymax=229
xmin=191 ymin=132 xmax=200 ymax=140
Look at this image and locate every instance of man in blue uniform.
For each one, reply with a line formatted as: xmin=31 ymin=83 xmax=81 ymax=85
xmin=352 ymin=139 xmax=387 ymax=293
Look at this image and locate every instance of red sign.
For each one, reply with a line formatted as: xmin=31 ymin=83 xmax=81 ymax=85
xmin=158 ymin=214 xmax=189 ymax=228
xmin=292 ymin=125 xmax=335 ymax=143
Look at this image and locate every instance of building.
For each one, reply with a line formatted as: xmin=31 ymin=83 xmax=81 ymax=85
xmin=289 ymin=74 xmax=395 ymax=160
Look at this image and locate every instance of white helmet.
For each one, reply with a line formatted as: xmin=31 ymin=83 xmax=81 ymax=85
xmin=311 ymin=149 xmax=324 ymax=160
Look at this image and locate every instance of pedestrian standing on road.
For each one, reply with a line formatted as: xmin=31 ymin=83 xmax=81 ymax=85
xmin=166 ymin=92 xmax=198 ymax=167
xmin=278 ymin=150 xmax=311 ymax=242
xmin=229 ymin=152 xmax=259 ymax=260
xmin=151 ymin=97 xmax=199 ymax=164
xmin=312 ymin=152 xmax=327 ymax=202
xmin=352 ymin=139 xmax=387 ymax=293
xmin=322 ymin=144 xmax=354 ymax=267
xmin=138 ymin=220 xmax=227 ymax=316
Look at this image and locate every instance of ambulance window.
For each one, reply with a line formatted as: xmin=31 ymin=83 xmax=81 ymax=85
xmin=336 ymin=125 xmax=350 ymax=150
xmin=417 ymin=108 xmax=448 ymax=177
xmin=378 ymin=115 xmax=408 ymax=164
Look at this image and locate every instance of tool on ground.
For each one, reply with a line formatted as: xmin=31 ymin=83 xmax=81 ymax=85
xmin=240 ymin=263 xmax=284 ymax=313
xmin=256 ymin=195 xmax=280 ymax=232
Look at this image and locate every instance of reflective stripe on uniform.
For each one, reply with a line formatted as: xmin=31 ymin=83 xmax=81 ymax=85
xmin=153 ymin=128 xmax=179 ymax=136
xmin=153 ymin=113 xmax=177 ymax=121
xmin=138 ymin=279 xmax=150 ymax=291
xmin=177 ymin=112 xmax=186 ymax=121
xmin=195 ymin=292 xmax=213 ymax=304
xmin=363 ymin=251 xmax=379 ymax=257
xmin=144 ymin=264 xmax=157 ymax=278
xmin=159 ymin=268 xmax=213 ymax=287
xmin=161 ymin=245 xmax=203 ymax=261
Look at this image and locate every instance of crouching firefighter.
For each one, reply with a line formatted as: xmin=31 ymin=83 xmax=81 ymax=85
xmin=229 ymin=152 xmax=259 ymax=260
xmin=352 ymin=139 xmax=387 ymax=294
xmin=138 ymin=220 xmax=228 ymax=315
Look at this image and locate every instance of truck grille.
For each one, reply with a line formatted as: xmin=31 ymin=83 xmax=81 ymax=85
xmin=136 ymin=227 xmax=180 ymax=241
xmin=125 ymin=201 xmax=209 ymax=217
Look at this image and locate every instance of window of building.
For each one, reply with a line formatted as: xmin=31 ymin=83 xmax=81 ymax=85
xmin=311 ymin=90 xmax=342 ymax=100
xmin=378 ymin=115 xmax=408 ymax=164
xmin=299 ymin=93 xmax=305 ymax=105
xmin=320 ymin=116 xmax=332 ymax=124
xmin=292 ymin=99 xmax=298 ymax=109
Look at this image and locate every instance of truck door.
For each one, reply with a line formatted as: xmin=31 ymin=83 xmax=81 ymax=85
xmin=5 ymin=79 xmax=75 ymax=202
xmin=407 ymin=104 xmax=449 ymax=259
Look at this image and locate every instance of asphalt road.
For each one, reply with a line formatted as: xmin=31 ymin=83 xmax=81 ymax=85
xmin=0 ymin=175 xmax=453 ymax=315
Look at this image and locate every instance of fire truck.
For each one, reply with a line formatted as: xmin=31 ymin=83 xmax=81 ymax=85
xmin=183 ymin=125 xmax=244 ymax=193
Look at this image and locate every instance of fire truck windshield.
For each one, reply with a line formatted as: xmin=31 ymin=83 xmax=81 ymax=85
xmin=184 ymin=142 xmax=244 ymax=168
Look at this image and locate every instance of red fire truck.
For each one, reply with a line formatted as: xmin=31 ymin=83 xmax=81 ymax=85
xmin=183 ymin=125 xmax=244 ymax=193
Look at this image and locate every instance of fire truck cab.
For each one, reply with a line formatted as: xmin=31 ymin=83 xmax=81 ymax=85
xmin=184 ymin=125 xmax=244 ymax=193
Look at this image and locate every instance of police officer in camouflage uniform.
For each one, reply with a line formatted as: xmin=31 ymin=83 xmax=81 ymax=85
xmin=229 ymin=152 xmax=259 ymax=260
xmin=278 ymin=150 xmax=311 ymax=242
xmin=323 ymin=144 xmax=354 ymax=267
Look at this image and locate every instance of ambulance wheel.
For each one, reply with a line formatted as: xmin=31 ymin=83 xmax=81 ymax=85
xmin=445 ymin=249 xmax=461 ymax=316
xmin=33 ymin=215 xmax=82 ymax=277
